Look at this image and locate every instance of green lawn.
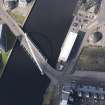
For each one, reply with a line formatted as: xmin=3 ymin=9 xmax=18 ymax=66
xmin=75 ymin=47 xmax=105 ymax=72
xmin=8 ymin=11 xmax=25 ymax=25
xmin=2 ymin=50 xmax=12 ymax=65
xmin=0 ymin=50 xmax=12 ymax=78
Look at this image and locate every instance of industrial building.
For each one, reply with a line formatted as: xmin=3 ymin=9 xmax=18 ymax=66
xmin=3 ymin=0 xmax=32 ymax=10
xmin=4 ymin=0 xmax=18 ymax=10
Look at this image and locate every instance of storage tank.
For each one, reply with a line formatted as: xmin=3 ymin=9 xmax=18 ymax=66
xmin=89 ymin=31 xmax=103 ymax=43
xmin=26 ymin=0 xmax=32 ymax=3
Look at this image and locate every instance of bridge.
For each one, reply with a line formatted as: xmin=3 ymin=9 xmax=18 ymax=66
xmin=0 ymin=5 xmax=61 ymax=84
xmin=0 ymin=0 xmax=104 ymax=82
xmin=1 ymin=1 xmax=105 ymax=104
xmin=1 ymin=0 xmax=105 ymax=78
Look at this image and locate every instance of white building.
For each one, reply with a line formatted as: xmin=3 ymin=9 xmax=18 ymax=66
xmin=0 ymin=24 xmax=5 ymax=52
xmin=58 ymin=32 xmax=78 ymax=63
xmin=18 ymin=0 xmax=27 ymax=7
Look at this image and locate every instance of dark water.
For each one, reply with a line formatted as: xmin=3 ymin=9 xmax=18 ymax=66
xmin=0 ymin=41 xmax=50 ymax=105
xmin=23 ymin=0 xmax=77 ymax=66
xmin=0 ymin=0 xmax=77 ymax=105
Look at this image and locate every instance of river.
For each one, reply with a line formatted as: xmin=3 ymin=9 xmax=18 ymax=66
xmin=0 ymin=0 xmax=77 ymax=105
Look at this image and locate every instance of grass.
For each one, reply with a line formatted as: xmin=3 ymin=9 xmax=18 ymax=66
xmin=8 ymin=11 xmax=25 ymax=25
xmin=0 ymin=45 xmax=15 ymax=78
xmin=2 ymin=50 xmax=12 ymax=64
xmin=0 ymin=50 xmax=12 ymax=78
xmin=75 ymin=47 xmax=105 ymax=72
